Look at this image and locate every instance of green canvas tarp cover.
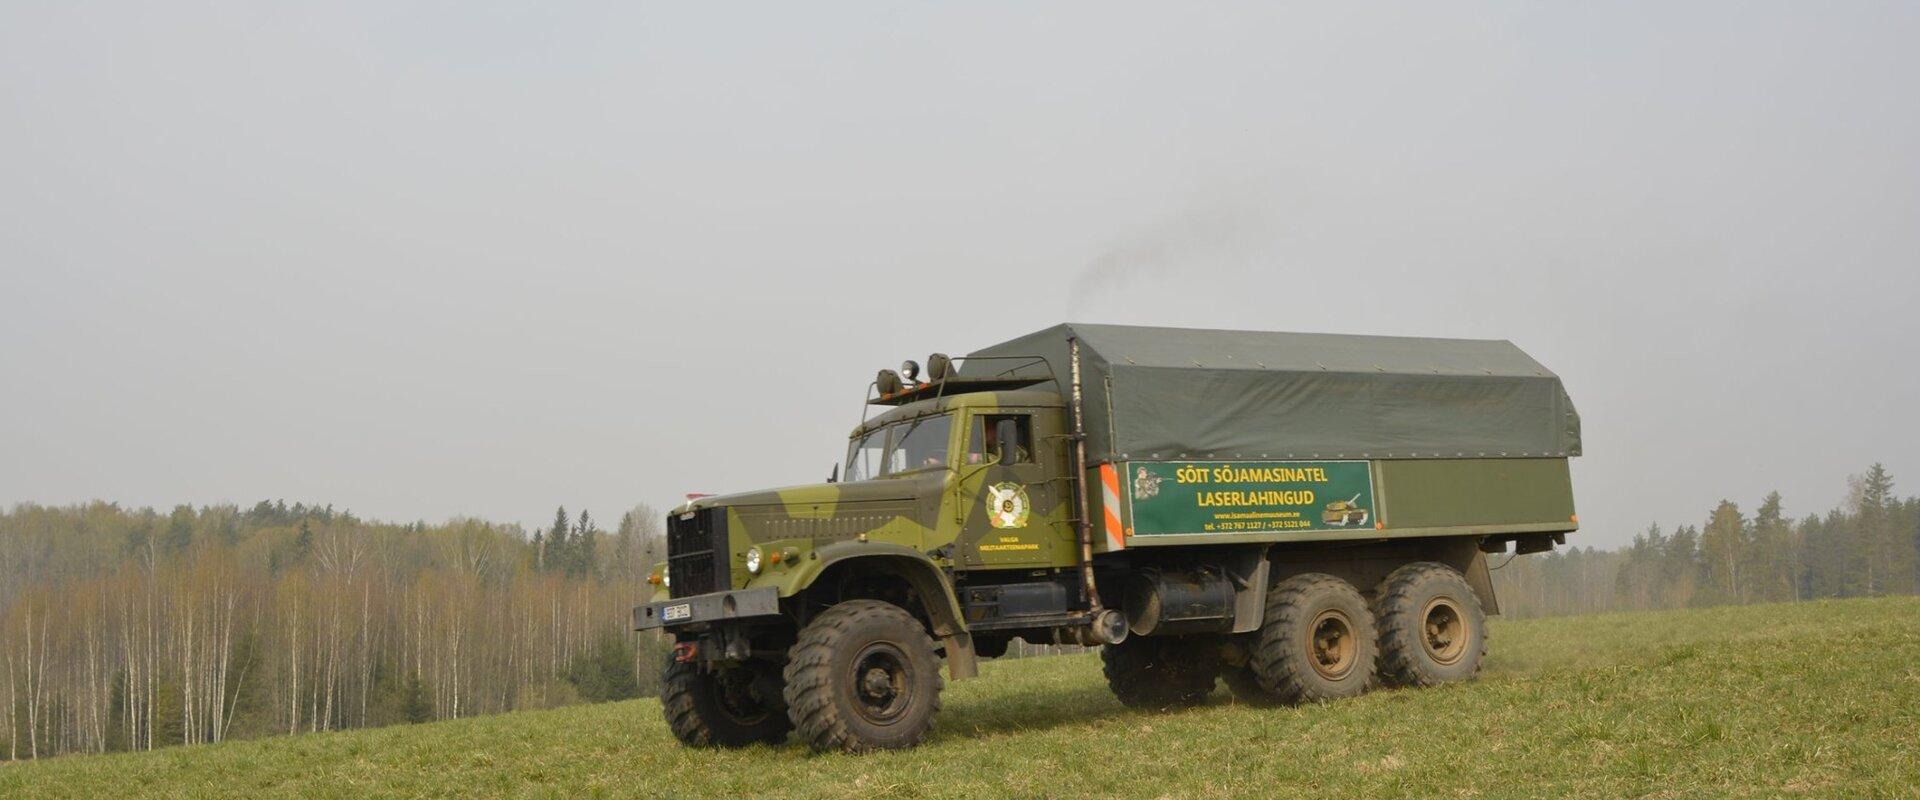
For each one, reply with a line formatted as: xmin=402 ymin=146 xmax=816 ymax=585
xmin=962 ymin=323 xmax=1580 ymax=464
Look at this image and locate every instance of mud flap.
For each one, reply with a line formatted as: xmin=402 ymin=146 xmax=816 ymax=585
xmin=942 ymin=631 xmax=979 ymax=680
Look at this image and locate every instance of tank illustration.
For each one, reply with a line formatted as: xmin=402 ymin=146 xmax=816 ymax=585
xmin=1323 ymin=494 xmax=1370 ymax=527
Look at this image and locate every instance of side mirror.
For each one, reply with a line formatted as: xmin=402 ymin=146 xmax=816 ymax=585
xmin=994 ymin=418 xmax=1020 ymax=463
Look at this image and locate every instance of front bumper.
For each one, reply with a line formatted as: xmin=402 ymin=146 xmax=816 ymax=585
xmin=632 ymin=587 xmax=782 ymax=631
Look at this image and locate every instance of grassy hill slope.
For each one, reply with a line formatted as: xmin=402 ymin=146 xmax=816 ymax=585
xmin=6 ymin=597 xmax=1918 ymax=799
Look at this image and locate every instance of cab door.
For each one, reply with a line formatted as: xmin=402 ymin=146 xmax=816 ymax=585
xmin=954 ymin=409 xmax=1071 ymax=569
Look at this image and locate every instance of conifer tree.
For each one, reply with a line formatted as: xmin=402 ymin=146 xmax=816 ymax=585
xmin=163 ymin=505 xmax=195 ymax=553
xmin=1701 ymin=500 xmax=1748 ymax=602
xmin=1847 ymin=465 xmax=1896 ymax=594
xmin=546 ymin=507 xmax=571 ymax=573
xmin=294 ymin=520 xmax=313 ymax=561
xmin=1665 ymin=524 xmax=1703 ymax=607
xmin=1751 ymin=491 xmax=1793 ymax=601
xmin=575 ymin=511 xmax=598 ymax=580
xmin=1855 ymin=464 xmax=1912 ymax=594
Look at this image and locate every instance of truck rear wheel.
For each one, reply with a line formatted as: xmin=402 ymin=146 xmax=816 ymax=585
xmin=1251 ymin=573 xmax=1378 ymax=703
xmin=783 ymin=599 xmax=944 ymax=752
xmin=1373 ymin=562 xmax=1486 ymax=687
xmin=1101 ymin=636 xmax=1218 ymax=710
xmin=1221 ymin=664 xmax=1286 ymax=706
xmin=661 ymin=656 xmax=792 ymax=747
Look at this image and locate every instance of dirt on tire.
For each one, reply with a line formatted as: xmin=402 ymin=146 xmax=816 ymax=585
xmin=1250 ymin=573 xmax=1378 ymax=703
xmin=1373 ymin=561 xmax=1487 ymax=688
xmin=1100 ymin=636 xmax=1218 ymax=710
xmin=1220 ymin=664 xmax=1286 ymax=707
xmin=782 ymin=599 xmax=944 ymax=753
xmin=660 ymin=656 xmax=792 ymax=747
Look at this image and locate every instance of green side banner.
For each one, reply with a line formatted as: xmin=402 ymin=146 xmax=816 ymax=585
xmin=1125 ymin=460 xmax=1377 ymax=535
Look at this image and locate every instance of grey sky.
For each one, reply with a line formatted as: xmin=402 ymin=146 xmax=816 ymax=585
xmin=3 ymin=3 xmax=1916 ymax=548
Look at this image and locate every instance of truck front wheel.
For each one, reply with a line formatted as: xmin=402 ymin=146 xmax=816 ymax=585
xmin=1251 ymin=573 xmax=1378 ymax=703
xmin=1373 ymin=562 xmax=1487 ymax=687
xmin=783 ymin=599 xmax=945 ymax=752
xmin=661 ymin=656 xmax=792 ymax=747
xmin=1101 ymin=636 xmax=1218 ymax=710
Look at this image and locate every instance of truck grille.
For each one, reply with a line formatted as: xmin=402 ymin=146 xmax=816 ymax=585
xmin=666 ymin=507 xmax=729 ymax=599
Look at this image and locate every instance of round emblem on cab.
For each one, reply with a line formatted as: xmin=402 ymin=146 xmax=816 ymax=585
xmin=985 ymin=482 xmax=1031 ymax=529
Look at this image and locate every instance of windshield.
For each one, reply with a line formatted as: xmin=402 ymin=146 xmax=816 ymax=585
xmin=844 ymin=414 xmax=954 ymax=480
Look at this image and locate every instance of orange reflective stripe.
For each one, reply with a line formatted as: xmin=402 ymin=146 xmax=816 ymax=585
xmin=1099 ymin=464 xmax=1125 ymax=551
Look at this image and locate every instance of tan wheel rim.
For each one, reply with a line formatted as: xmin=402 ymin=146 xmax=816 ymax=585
xmin=1420 ymin=597 xmax=1468 ymax=666
xmin=1308 ymin=609 xmax=1357 ymax=680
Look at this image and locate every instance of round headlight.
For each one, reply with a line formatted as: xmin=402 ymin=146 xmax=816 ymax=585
xmin=660 ymin=564 xmax=670 ymax=588
xmin=745 ymin=546 xmax=764 ymax=575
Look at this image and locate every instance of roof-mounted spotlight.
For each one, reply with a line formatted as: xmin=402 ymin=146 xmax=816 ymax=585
xmin=876 ymin=369 xmax=905 ymax=396
xmin=900 ymin=360 xmax=921 ymax=383
xmin=926 ymin=353 xmax=953 ymax=381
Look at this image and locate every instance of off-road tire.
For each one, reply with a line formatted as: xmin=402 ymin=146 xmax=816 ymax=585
xmin=1101 ymin=636 xmax=1218 ymax=710
xmin=1220 ymin=664 xmax=1286 ymax=707
xmin=1250 ymin=573 xmax=1378 ymax=703
xmin=661 ymin=656 xmax=792 ymax=747
xmin=1373 ymin=562 xmax=1487 ymax=688
xmin=783 ymin=600 xmax=944 ymax=752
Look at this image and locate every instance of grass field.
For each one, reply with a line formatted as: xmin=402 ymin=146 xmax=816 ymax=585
xmin=5 ymin=596 xmax=1918 ymax=799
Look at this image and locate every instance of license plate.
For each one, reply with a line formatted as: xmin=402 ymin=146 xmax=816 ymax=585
xmin=662 ymin=603 xmax=692 ymax=622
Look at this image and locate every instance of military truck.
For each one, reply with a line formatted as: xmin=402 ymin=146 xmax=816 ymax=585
xmin=635 ymin=324 xmax=1579 ymax=752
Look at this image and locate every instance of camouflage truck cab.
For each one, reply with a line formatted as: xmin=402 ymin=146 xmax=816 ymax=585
xmin=637 ymin=324 xmax=1580 ymax=752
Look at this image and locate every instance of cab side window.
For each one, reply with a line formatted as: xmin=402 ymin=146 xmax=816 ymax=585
xmin=968 ymin=414 xmax=1033 ymax=465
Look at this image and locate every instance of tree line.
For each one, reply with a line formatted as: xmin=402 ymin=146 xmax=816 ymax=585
xmin=1493 ymin=463 xmax=1919 ymax=618
xmin=0 ymin=500 xmax=671 ymax=760
xmin=4 ymin=463 xmax=1915 ymax=759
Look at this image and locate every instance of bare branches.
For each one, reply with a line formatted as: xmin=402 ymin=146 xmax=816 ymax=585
xmin=0 ymin=503 xmax=663 ymax=760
